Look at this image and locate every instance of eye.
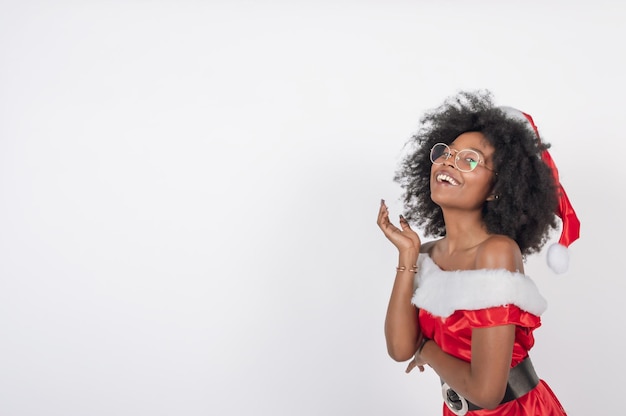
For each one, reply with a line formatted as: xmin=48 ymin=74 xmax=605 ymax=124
xmin=465 ymin=157 xmax=478 ymax=170
xmin=457 ymin=150 xmax=480 ymax=171
xmin=430 ymin=144 xmax=452 ymax=163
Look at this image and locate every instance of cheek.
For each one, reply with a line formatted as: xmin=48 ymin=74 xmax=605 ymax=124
xmin=466 ymin=173 xmax=494 ymax=195
xmin=478 ymin=177 xmax=496 ymax=197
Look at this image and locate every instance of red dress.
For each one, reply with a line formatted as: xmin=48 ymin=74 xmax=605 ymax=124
xmin=412 ymin=255 xmax=567 ymax=415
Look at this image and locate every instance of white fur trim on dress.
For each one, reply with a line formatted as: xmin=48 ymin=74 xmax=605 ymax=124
xmin=412 ymin=254 xmax=547 ymax=318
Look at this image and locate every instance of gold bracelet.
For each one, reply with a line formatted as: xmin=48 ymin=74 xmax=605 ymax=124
xmin=396 ymin=265 xmax=418 ymax=273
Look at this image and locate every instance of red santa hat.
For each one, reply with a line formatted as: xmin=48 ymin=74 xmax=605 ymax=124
xmin=500 ymin=106 xmax=581 ymax=274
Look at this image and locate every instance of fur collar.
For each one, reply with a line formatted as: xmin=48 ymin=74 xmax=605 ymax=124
xmin=412 ymin=254 xmax=547 ymax=318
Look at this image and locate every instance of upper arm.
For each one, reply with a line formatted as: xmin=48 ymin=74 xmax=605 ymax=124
xmin=469 ymin=236 xmax=523 ymax=406
xmin=470 ymin=324 xmax=516 ymax=407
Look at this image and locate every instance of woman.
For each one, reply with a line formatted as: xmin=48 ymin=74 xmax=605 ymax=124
xmin=377 ymin=90 xmax=577 ymax=415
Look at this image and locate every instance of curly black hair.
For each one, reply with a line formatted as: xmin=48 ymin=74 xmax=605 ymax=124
xmin=394 ymin=90 xmax=559 ymax=256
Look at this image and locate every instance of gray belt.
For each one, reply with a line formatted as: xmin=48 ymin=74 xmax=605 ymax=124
xmin=440 ymin=356 xmax=539 ymax=415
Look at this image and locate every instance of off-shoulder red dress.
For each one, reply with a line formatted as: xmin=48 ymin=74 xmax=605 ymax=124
xmin=412 ymin=254 xmax=567 ymax=415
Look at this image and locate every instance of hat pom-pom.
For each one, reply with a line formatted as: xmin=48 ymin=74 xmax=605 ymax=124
xmin=547 ymin=243 xmax=569 ymax=274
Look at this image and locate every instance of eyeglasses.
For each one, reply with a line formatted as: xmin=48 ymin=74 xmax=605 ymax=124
xmin=429 ymin=143 xmax=495 ymax=173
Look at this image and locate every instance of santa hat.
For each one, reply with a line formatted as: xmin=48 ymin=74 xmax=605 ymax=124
xmin=500 ymin=106 xmax=581 ymax=274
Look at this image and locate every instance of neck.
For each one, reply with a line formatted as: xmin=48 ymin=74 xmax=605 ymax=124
xmin=440 ymin=209 xmax=490 ymax=254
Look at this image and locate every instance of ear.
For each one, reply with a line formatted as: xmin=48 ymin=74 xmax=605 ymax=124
xmin=486 ymin=183 xmax=499 ymax=202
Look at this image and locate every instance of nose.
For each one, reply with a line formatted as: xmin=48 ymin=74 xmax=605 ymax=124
xmin=442 ymin=150 xmax=457 ymax=169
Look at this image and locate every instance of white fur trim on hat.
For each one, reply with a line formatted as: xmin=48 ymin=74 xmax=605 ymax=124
xmin=412 ymin=255 xmax=547 ymax=318
xmin=547 ymin=243 xmax=569 ymax=274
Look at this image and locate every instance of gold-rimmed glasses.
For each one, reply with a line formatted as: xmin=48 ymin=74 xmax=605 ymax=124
xmin=429 ymin=143 xmax=496 ymax=173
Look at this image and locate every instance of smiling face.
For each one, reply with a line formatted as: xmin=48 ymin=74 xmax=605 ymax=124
xmin=429 ymin=131 xmax=497 ymax=210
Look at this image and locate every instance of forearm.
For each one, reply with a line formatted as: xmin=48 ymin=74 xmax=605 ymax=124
xmin=420 ymin=340 xmax=509 ymax=409
xmin=420 ymin=341 xmax=473 ymax=395
xmin=384 ymin=250 xmax=419 ymax=361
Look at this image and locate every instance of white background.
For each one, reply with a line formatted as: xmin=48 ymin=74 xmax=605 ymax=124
xmin=0 ymin=1 xmax=622 ymax=415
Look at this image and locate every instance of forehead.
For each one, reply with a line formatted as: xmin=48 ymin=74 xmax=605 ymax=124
xmin=450 ymin=132 xmax=494 ymax=154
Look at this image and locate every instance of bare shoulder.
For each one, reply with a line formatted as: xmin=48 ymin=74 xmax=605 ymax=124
xmin=475 ymin=235 xmax=524 ymax=273
xmin=420 ymin=239 xmax=441 ymax=255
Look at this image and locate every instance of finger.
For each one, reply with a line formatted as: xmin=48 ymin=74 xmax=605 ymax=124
xmin=400 ymin=215 xmax=422 ymax=247
xmin=377 ymin=205 xmax=388 ymax=226
xmin=405 ymin=360 xmax=416 ymax=373
xmin=377 ymin=199 xmax=388 ymax=219
xmin=378 ymin=213 xmax=392 ymax=230
xmin=384 ymin=224 xmax=401 ymax=237
xmin=418 ymin=365 xmax=425 ymax=372
xmin=399 ymin=214 xmax=411 ymax=230
xmin=378 ymin=207 xmax=401 ymax=234
xmin=379 ymin=199 xmax=387 ymax=215
xmin=405 ymin=363 xmax=413 ymax=373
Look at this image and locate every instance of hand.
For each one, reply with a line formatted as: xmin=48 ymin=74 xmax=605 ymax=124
xmin=405 ymin=332 xmax=428 ymax=374
xmin=405 ymin=357 xmax=425 ymax=373
xmin=377 ymin=199 xmax=421 ymax=253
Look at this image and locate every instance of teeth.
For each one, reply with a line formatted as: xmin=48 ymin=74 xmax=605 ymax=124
xmin=436 ymin=174 xmax=459 ymax=185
